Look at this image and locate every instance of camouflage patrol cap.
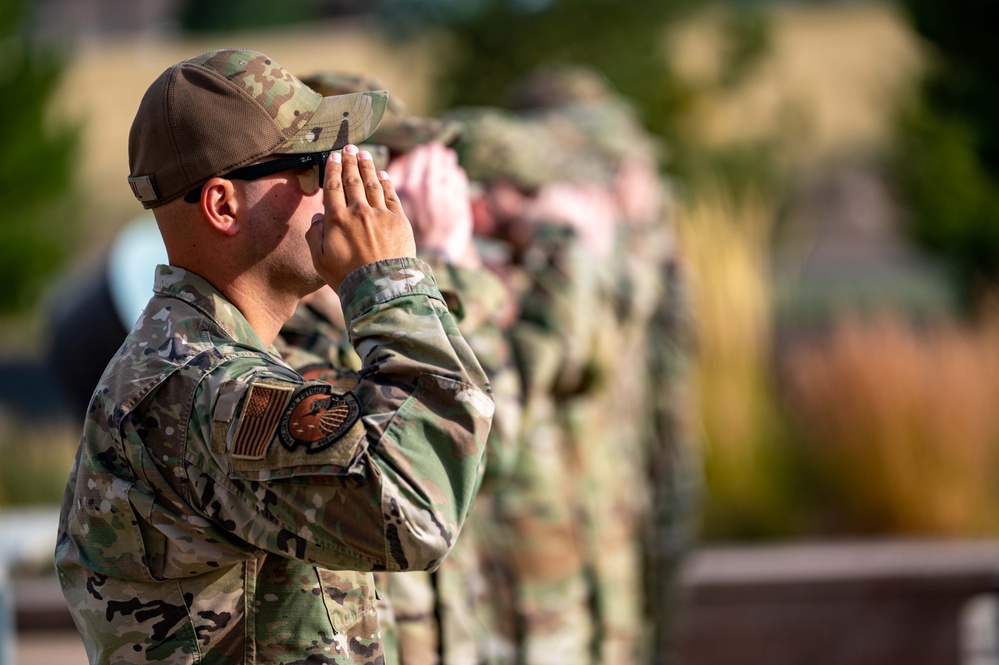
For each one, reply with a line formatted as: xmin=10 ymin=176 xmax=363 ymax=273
xmin=505 ymin=64 xmax=614 ymax=111
xmin=301 ymin=72 xmax=461 ymax=155
xmin=507 ymin=64 xmax=662 ymax=164
xmin=128 ymin=49 xmax=389 ymax=209
xmin=541 ymin=99 xmax=661 ymax=164
xmin=444 ymin=107 xmax=577 ymax=192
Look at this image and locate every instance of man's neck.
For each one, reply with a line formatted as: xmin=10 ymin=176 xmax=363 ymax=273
xmin=218 ymin=275 xmax=299 ymax=347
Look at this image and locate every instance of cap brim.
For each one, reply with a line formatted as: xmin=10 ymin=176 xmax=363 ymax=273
xmin=279 ymin=90 xmax=389 ymax=153
xmin=370 ymin=117 xmax=463 ymax=154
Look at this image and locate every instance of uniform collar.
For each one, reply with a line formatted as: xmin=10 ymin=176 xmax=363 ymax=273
xmin=152 ymin=264 xmax=270 ymax=353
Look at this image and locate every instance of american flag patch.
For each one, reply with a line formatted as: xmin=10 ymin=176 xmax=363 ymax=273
xmin=231 ymin=382 xmax=294 ymax=460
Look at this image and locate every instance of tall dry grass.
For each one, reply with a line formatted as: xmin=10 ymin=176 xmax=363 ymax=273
xmin=783 ymin=313 xmax=999 ymax=536
xmin=680 ymin=181 xmax=999 ymax=538
xmin=677 ymin=185 xmax=802 ymax=538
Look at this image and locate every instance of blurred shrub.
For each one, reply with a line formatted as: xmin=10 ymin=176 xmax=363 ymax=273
xmin=783 ymin=313 xmax=999 ymax=535
xmin=894 ymin=0 xmax=999 ymax=307
xmin=678 ymin=184 xmax=809 ymax=539
xmin=0 ymin=0 xmax=80 ymax=314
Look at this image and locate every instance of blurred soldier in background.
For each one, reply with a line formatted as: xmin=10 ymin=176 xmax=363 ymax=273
xmin=449 ymin=106 xmax=613 ymax=665
xmin=46 ymin=214 xmax=166 ymax=415
xmin=508 ymin=65 xmax=701 ymax=665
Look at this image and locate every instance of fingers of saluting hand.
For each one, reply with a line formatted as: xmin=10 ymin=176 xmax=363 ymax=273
xmin=337 ymin=144 xmax=370 ymax=208
xmin=357 ymin=148 xmax=387 ymax=208
xmin=426 ymin=142 xmax=446 ymax=190
xmin=326 ymin=145 xmax=395 ymax=213
xmin=378 ymin=169 xmax=405 ymax=216
xmin=323 ymin=150 xmax=346 ymax=217
xmin=386 ymin=151 xmax=410 ymax=185
xmin=406 ymin=142 xmax=433 ymax=194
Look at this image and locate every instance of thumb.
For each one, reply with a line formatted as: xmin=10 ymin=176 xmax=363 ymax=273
xmin=305 ymin=215 xmax=325 ymax=261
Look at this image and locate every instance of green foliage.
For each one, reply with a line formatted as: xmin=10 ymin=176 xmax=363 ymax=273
xmin=683 ymin=138 xmax=786 ymax=204
xmin=894 ymin=0 xmax=999 ymax=305
xmin=178 ymin=0 xmax=321 ymax=33
xmin=716 ymin=4 xmax=773 ymax=91
xmin=895 ymin=103 xmax=999 ymax=297
xmin=0 ymin=0 xmax=80 ymax=315
xmin=377 ymin=0 xmax=701 ymax=150
xmin=377 ymin=0 xmax=776 ymax=203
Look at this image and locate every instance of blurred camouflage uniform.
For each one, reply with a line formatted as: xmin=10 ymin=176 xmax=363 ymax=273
xmin=417 ymin=257 xmax=523 ymax=665
xmin=55 ymin=258 xmax=494 ymax=664
xmin=288 ymin=74 xmax=523 ymax=665
xmin=509 ymin=65 xmax=701 ymax=665
xmin=277 ymin=260 xmax=521 ymax=665
xmin=450 ymin=108 xmax=600 ymax=665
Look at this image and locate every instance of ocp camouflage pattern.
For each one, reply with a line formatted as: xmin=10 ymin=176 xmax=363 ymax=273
xmin=188 ymin=49 xmax=389 ymax=154
xmin=301 ymin=71 xmax=461 ymax=155
xmin=55 ymin=258 xmax=494 ymax=664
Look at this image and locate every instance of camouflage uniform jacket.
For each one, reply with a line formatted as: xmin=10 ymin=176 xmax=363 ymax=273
xmin=54 ymin=258 xmax=494 ymax=665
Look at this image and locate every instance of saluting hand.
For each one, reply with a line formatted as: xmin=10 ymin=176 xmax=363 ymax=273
xmin=307 ymin=144 xmax=417 ymax=292
xmin=388 ymin=141 xmax=476 ymax=266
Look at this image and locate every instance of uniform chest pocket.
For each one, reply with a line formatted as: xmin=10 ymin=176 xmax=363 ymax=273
xmin=316 ymin=568 xmax=379 ymax=636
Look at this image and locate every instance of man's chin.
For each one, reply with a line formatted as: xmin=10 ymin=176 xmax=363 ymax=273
xmin=293 ymin=271 xmax=326 ymax=299
xmin=305 ymin=275 xmax=327 ymax=295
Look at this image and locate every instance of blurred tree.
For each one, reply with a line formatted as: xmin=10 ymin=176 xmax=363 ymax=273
xmin=178 ymin=0 xmax=321 ymax=33
xmin=894 ymin=0 xmax=999 ymax=307
xmin=374 ymin=0 xmax=772 ymax=187
xmin=177 ymin=0 xmax=374 ymax=33
xmin=377 ymin=0 xmax=698 ymax=143
xmin=0 ymin=0 xmax=80 ymax=314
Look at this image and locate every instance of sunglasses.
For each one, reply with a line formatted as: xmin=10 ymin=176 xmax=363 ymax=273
xmin=184 ymin=145 xmax=389 ymax=203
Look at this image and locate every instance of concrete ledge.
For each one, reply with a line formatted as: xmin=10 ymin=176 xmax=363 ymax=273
xmin=13 ymin=576 xmax=75 ymax=633
xmin=675 ymin=540 xmax=999 ymax=665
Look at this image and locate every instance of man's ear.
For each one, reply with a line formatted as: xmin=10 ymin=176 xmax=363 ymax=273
xmin=201 ymin=178 xmax=242 ymax=237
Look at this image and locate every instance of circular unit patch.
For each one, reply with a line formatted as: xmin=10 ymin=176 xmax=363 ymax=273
xmin=279 ymin=384 xmax=361 ymax=454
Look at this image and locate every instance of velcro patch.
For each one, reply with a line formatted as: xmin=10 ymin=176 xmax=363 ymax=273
xmin=298 ymin=363 xmax=359 ymax=391
xmin=231 ymin=382 xmax=295 ymax=460
xmin=127 ymin=174 xmax=158 ymax=203
xmin=279 ymin=384 xmax=361 ymax=455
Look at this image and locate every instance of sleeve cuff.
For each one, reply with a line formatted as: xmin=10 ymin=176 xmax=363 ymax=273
xmin=338 ymin=257 xmax=445 ymax=322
